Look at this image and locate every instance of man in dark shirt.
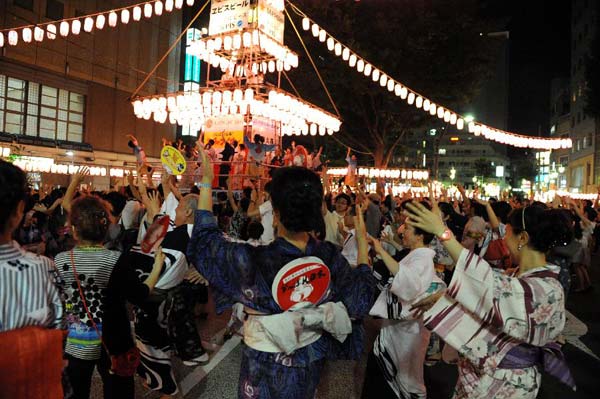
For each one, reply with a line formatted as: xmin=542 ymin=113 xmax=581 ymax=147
xmin=219 ymin=138 xmax=238 ymax=189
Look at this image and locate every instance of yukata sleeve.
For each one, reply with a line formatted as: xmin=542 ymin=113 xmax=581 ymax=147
xmin=443 ymin=248 xmax=565 ymax=343
xmin=45 ymin=258 xmax=65 ymax=330
xmin=330 ymin=250 xmax=376 ymax=319
xmin=187 ymin=210 xmax=252 ymax=311
xmin=389 ymin=252 xmax=434 ymax=303
xmin=109 ymin=254 xmax=150 ymax=307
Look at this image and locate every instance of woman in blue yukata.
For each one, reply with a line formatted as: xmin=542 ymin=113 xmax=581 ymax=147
xmin=188 ymin=147 xmax=376 ymax=399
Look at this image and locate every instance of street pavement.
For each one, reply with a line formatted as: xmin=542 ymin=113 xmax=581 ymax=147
xmin=90 ymin=262 xmax=600 ymax=399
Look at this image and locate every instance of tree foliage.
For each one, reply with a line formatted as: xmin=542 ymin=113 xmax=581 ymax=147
xmin=281 ymin=0 xmax=504 ymax=166
xmin=473 ymin=158 xmax=493 ymax=178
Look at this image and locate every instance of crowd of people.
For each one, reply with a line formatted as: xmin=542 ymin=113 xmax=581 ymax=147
xmin=1 ymin=136 xmax=596 ymax=398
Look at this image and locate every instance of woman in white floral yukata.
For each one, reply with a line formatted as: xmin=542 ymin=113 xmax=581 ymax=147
xmin=405 ymin=202 xmax=576 ymax=399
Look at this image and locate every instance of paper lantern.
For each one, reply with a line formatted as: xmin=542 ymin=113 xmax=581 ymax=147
xmin=364 ymin=63 xmax=372 ymax=77
xmin=326 ymin=37 xmax=334 ymax=51
xmin=22 ymin=28 xmax=32 ymax=43
xmin=155 ymin=1 xmax=164 ymax=16
xmin=133 ymin=6 xmax=142 ymax=21
xmin=380 ymin=74 xmax=388 ymax=87
xmin=121 ymin=9 xmax=131 ymax=24
xmin=175 ymin=0 xmax=184 ymax=9
xmin=429 ymin=104 xmax=437 ymax=115
xmin=46 ymin=24 xmax=57 ymax=40
xmin=372 ymin=69 xmax=380 ymax=82
xmin=357 ymin=59 xmax=365 ymax=73
xmin=394 ymin=84 xmax=402 ymax=96
xmin=58 ymin=21 xmax=70 ymax=37
xmin=187 ymin=0 xmax=194 ymax=5
xmin=334 ymin=42 xmax=342 ymax=56
xmin=34 ymin=26 xmax=44 ymax=41
xmin=342 ymin=48 xmax=350 ymax=60
xmin=349 ymin=54 xmax=357 ymax=67
xmin=407 ymin=92 xmax=415 ymax=105
xmin=400 ymin=87 xmax=408 ymax=99
xmin=387 ymin=79 xmax=395 ymax=92
xmin=302 ymin=18 xmax=310 ymax=31
xmin=415 ymin=96 xmax=423 ymax=108
xmin=318 ymin=29 xmax=326 ymax=42
xmin=311 ymin=24 xmax=319 ymax=37
xmin=95 ymin=14 xmax=106 ymax=29
xmin=0 ymin=32 xmax=4 ymax=48
xmin=144 ymin=3 xmax=153 ymax=18
xmin=165 ymin=0 xmax=174 ymax=12
xmin=84 ymin=17 xmax=94 ymax=32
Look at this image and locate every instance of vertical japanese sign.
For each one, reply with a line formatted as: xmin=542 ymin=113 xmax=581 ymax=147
xmin=257 ymin=0 xmax=285 ymax=44
xmin=209 ymin=0 xmax=252 ymax=35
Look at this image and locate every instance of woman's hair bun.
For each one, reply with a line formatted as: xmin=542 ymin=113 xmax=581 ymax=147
xmin=509 ymin=206 xmax=573 ymax=253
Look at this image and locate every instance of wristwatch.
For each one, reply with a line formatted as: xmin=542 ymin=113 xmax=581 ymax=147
xmin=437 ymin=228 xmax=453 ymax=242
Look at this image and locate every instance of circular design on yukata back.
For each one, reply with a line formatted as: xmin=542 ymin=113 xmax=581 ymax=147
xmin=271 ymin=256 xmax=331 ymax=311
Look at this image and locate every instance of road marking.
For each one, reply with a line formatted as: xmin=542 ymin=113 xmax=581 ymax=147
xmin=180 ymin=333 xmax=242 ymax=395
xmin=564 ymin=310 xmax=599 ymax=361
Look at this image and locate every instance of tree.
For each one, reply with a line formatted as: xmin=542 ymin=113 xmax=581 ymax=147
xmin=473 ymin=158 xmax=494 ymax=179
xmin=281 ymin=0 xmax=504 ymax=166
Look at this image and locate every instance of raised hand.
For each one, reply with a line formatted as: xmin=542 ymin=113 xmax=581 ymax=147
xmin=127 ymin=170 xmax=135 ymax=186
xmin=198 ymin=144 xmax=214 ymax=183
xmin=404 ymin=201 xmax=446 ymax=237
xmin=146 ymin=190 xmax=162 ymax=221
xmin=74 ymin=165 xmax=90 ymax=185
xmin=354 ymin=203 xmax=369 ymax=266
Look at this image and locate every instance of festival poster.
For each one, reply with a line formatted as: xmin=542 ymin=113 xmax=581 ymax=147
xmin=203 ymin=114 xmax=245 ymax=151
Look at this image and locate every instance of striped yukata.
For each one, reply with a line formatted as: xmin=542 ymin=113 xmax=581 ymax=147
xmin=0 ymin=241 xmax=63 ymax=332
xmin=423 ymin=249 xmax=574 ymax=398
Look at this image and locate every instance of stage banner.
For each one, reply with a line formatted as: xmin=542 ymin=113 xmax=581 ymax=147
xmin=209 ymin=0 xmax=252 ymax=36
xmin=251 ymin=116 xmax=278 ymax=145
xmin=203 ymin=114 xmax=245 ymax=151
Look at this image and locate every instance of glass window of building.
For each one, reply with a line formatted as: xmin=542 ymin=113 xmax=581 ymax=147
xmin=0 ymin=74 xmax=85 ymax=142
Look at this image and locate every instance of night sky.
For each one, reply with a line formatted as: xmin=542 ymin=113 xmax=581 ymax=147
xmin=483 ymin=0 xmax=571 ymax=137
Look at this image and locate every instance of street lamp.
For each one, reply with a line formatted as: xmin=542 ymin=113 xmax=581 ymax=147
xmin=464 ymin=114 xmax=475 ymax=123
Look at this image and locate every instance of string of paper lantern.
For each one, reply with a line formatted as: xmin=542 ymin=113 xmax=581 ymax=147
xmin=326 ymin=167 xmax=429 ymax=180
xmin=131 ymin=87 xmax=342 ymax=136
xmin=297 ymin=11 xmax=572 ymax=151
xmin=0 ymin=0 xmax=194 ymax=47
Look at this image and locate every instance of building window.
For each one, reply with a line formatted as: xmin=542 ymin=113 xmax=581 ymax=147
xmin=14 ymin=0 xmax=34 ymax=11
xmin=0 ymin=74 xmax=85 ymax=142
xmin=46 ymin=0 xmax=64 ymax=21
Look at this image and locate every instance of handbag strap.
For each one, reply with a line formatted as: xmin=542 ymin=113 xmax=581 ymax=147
xmin=70 ymin=249 xmax=110 ymax=355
